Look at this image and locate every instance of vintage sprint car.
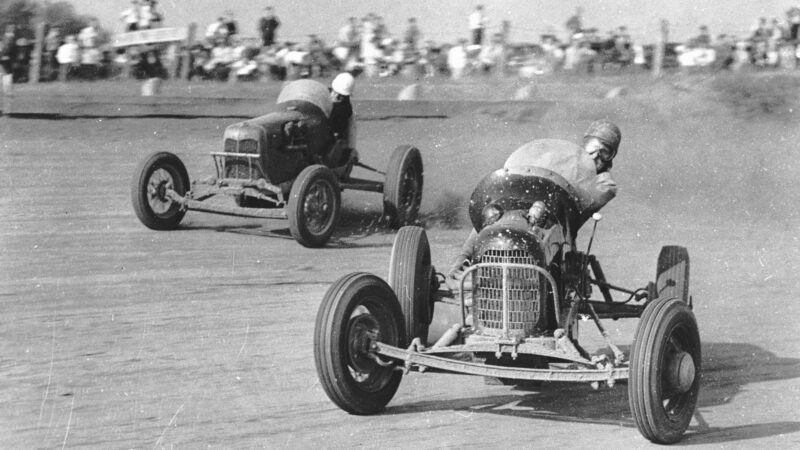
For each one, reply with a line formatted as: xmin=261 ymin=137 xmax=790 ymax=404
xmin=131 ymin=79 xmax=423 ymax=247
xmin=314 ymin=166 xmax=700 ymax=444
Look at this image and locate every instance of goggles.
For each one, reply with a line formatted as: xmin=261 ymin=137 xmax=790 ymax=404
xmin=597 ymin=145 xmax=615 ymax=162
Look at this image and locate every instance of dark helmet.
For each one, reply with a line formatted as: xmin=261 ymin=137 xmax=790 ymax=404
xmin=584 ymin=120 xmax=621 ymax=157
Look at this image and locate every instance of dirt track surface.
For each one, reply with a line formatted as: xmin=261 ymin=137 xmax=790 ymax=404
xmin=2 ymin=77 xmax=800 ymax=448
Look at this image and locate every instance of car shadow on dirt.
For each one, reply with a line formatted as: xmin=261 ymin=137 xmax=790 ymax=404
xmin=386 ymin=342 xmax=800 ymax=445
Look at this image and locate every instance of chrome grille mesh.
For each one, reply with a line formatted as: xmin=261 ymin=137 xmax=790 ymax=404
xmin=224 ymin=138 xmax=237 ymax=153
xmin=474 ymin=249 xmax=541 ymax=336
xmin=239 ymin=139 xmax=259 ymax=154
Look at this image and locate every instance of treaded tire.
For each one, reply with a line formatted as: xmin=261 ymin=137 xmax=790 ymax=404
xmin=288 ymin=165 xmax=341 ymax=247
xmin=314 ymin=272 xmax=405 ymax=415
xmin=131 ymin=151 xmax=190 ymax=230
xmin=383 ymin=145 xmax=423 ymax=228
xmin=629 ymin=296 xmax=701 ymax=444
xmin=388 ymin=226 xmax=434 ymax=346
xmin=656 ymin=245 xmax=691 ymax=305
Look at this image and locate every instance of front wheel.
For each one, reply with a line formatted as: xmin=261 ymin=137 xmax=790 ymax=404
xmin=314 ymin=273 xmax=405 ymax=414
xmin=383 ymin=145 xmax=423 ymax=228
xmin=131 ymin=151 xmax=190 ymax=230
xmin=288 ymin=165 xmax=341 ymax=247
xmin=388 ymin=226 xmax=434 ymax=346
xmin=629 ymin=296 xmax=701 ymax=444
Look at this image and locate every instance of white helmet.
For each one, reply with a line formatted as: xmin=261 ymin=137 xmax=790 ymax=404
xmin=331 ymin=72 xmax=355 ymax=96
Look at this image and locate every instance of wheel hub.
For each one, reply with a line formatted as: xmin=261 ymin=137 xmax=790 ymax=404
xmin=667 ymin=351 xmax=695 ymax=394
xmin=347 ymin=314 xmax=380 ymax=373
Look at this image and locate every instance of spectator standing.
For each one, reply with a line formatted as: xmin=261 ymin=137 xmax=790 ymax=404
xmin=335 ymin=17 xmax=360 ymax=63
xmin=360 ymin=14 xmax=381 ymax=76
xmin=78 ymin=19 xmax=101 ymax=79
xmin=469 ymin=5 xmax=487 ymax=46
xmin=120 ymin=1 xmax=141 ymax=32
xmin=138 ymin=0 xmax=162 ymax=30
xmin=788 ymin=7 xmax=800 ymax=41
xmin=1 ymin=25 xmax=17 ymax=75
xmin=259 ymin=6 xmax=280 ymax=47
xmin=224 ymin=10 xmax=238 ymax=38
xmin=404 ymin=17 xmax=421 ymax=50
xmin=308 ymin=34 xmax=328 ymax=77
xmin=56 ymin=35 xmax=80 ymax=81
xmin=565 ymin=7 xmax=583 ymax=39
xmin=766 ymin=18 xmax=785 ymax=67
xmin=205 ymin=17 xmax=227 ymax=45
xmin=693 ymin=25 xmax=712 ymax=48
xmin=447 ymin=38 xmax=468 ymax=79
xmin=43 ymin=27 xmax=61 ymax=81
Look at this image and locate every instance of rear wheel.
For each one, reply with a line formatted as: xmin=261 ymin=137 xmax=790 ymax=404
xmin=388 ymin=226 xmax=434 ymax=346
xmin=288 ymin=165 xmax=341 ymax=247
xmin=314 ymin=273 xmax=405 ymax=414
xmin=383 ymin=146 xmax=423 ymax=228
xmin=131 ymin=151 xmax=190 ymax=230
xmin=629 ymin=296 xmax=701 ymax=444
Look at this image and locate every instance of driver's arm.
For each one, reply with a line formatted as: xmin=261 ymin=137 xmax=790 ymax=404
xmin=578 ymin=172 xmax=617 ymax=222
xmin=448 ymin=228 xmax=478 ymax=278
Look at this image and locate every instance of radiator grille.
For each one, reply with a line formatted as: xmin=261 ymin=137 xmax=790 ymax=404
xmin=224 ymin=139 xmax=259 ymax=154
xmin=239 ymin=139 xmax=259 ymax=154
xmin=474 ymin=249 xmax=541 ymax=337
xmin=224 ymin=138 xmax=237 ymax=153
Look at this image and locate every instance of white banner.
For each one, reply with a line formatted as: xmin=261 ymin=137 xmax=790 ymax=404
xmin=112 ymin=28 xmax=189 ymax=47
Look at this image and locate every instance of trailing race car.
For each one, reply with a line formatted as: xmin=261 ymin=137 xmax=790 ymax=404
xmin=314 ymin=166 xmax=700 ymax=444
xmin=131 ymin=79 xmax=423 ymax=247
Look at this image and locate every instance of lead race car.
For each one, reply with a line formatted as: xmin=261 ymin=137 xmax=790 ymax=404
xmin=314 ymin=166 xmax=700 ymax=444
xmin=131 ymin=79 xmax=423 ymax=247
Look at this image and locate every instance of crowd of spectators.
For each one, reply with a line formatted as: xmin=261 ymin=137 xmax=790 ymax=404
xmin=4 ymin=3 xmax=800 ymax=85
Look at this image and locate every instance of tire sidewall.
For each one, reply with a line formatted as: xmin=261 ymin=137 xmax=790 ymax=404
xmin=388 ymin=226 xmax=433 ymax=345
xmin=132 ymin=151 xmax=189 ymax=230
xmin=629 ymin=297 xmax=701 ymax=444
xmin=314 ymin=273 xmax=405 ymax=414
xmin=383 ymin=146 xmax=423 ymax=228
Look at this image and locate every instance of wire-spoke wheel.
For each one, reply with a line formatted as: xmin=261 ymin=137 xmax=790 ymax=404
xmin=131 ymin=151 xmax=189 ymax=230
xmin=288 ymin=165 xmax=340 ymax=247
xmin=383 ymin=146 xmax=423 ymax=228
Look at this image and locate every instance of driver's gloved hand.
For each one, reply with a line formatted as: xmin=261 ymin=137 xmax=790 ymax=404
xmin=447 ymin=254 xmax=471 ymax=280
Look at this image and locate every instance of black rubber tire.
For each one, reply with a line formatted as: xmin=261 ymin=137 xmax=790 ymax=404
xmin=383 ymin=145 xmax=423 ymax=228
xmin=131 ymin=151 xmax=190 ymax=230
xmin=656 ymin=246 xmax=691 ymax=305
xmin=314 ymin=272 xmax=405 ymax=415
xmin=629 ymin=296 xmax=701 ymax=444
xmin=288 ymin=165 xmax=341 ymax=248
xmin=388 ymin=226 xmax=434 ymax=346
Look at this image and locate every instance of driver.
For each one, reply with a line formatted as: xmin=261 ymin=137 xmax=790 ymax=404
xmin=448 ymin=120 xmax=621 ymax=278
xmin=329 ymin=72 xmax=355 ymax=141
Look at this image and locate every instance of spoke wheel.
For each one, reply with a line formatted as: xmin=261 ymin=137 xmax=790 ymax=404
xmin=288 ymin=165 xmax=341 ymax=247
xmin=314 ymin=273 xmax=405 ymax=414
xmin=131 ymin=151 xmax=189 ymax=230
xmin=629 ymin=296 xmax=701 ymax=444
xmin=383 ymin=145 xmax=423 ymax=228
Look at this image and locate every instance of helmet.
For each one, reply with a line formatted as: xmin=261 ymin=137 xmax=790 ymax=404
xmin=584 ymin=120 xmax=621 ymax=157
xmin=331 ymin=72 xmax=355 ymax=96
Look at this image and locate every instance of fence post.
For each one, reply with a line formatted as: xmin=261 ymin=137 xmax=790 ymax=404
xmin=28 ymin=22 xmax=46 ymax=84
xmin=652 ymin=19 xmax=669 ymax=77
xmin=180 ymin=23 xmax=197 ymax=80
